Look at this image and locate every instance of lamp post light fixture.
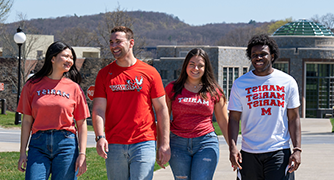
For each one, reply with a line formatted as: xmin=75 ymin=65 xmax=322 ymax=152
xmin=13 ymin=27 xmax=26 ymax=125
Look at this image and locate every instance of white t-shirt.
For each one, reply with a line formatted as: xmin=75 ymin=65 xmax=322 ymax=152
xmin=228 ymin=69 xmax=300 ymax=153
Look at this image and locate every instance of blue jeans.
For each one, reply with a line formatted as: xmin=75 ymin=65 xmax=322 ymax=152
xmin=105 ymin=140 xmax=156 ymax=180
xmin=25 ymin=130 xmax=79 ymax=180
xmin=169 ymin=131 xmax=219 ymax=180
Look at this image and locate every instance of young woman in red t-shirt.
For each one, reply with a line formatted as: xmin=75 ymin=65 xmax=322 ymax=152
xmin=17 ymin=41 xmax=90 ymax=179
xmin=165 ymin=48 xmax=229 ymax=179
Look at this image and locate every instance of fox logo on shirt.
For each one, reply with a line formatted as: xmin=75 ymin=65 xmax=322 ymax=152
xmin=110 ymin=76 xmax=143 ymax=92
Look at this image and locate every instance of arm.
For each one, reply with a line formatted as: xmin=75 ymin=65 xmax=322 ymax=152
xmin=75 ymin=119 xmax=87 ymax=176
xmin=18 ymin=114 xmax=33 ymax=172
xmin=152 ymin=95 xmax=171 ymax=169
xmin=165 ymin=94 xmax=172 ymax=116
xmin=92 ymin=97 xmax=108 ymax=159
xmin=228 ymin=110 xmax=242 ymax=171
xmin=287 ymin=107 xmax=301 ymax=173
xmin=214 ymin=97 xmax=229 ymax=145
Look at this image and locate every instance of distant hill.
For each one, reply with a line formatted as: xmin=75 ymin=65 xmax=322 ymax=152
xmin=4 ymin=11 xmax=270 ymax=47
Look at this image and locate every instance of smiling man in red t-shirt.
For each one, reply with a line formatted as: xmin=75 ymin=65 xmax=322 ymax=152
xmin=92 ymin=26 xmax=170 ymax=180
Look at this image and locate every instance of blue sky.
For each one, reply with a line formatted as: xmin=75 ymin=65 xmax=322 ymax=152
xmin=6 ymin=0 xmax=334 ymax=25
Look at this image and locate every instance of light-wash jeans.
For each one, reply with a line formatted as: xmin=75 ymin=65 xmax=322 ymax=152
xmin=105 ymin=140 xmax=156 ymax=180
xmin=26 ymin=130 xmax=78 ymax=180
xmin=169 ymin=131 xmax=219 ymax=180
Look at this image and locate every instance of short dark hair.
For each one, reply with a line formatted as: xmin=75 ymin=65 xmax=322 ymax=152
xmin=111 ymin=26 xmax=134 ymax=40
xmin=246 ymin=34 xmax=280 ymax=63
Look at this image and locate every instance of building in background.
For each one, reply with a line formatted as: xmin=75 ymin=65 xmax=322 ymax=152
xmin=153 ymin=19 xmax=334 ymax=118
xmin=0 ymin=34 xmax=101 ymax=111
xmin=272 ymin=19 xmax=334 ymax=118
xmin=1 ymin=20 xmax=334 ymax=118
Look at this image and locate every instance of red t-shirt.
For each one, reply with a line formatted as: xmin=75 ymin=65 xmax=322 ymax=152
xmin=94 ymin=60 xmax=165 ymax=144
xmin=165 ymin=82 xmax=221 ymax=138
xmin=17 ymin=77 xmax=90 ymax=134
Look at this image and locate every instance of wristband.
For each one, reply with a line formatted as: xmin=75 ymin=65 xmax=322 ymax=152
xmin=293 ymin=147 xmax=302 ymax=152
xmin=79 ymin=152 xmax=86 ymax=156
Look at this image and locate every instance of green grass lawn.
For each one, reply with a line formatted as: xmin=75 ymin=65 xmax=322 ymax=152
xmin=0 ymin=111 xmax=225 ymax=179
xmin=330 ymin=118 xmax=334 ymax=132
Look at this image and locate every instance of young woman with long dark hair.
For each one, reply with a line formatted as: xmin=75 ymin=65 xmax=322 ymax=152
xmin=17 ymin=41 xmax=90 ymax=180
xmin=165 ymin=48 xmax=229 ymax=180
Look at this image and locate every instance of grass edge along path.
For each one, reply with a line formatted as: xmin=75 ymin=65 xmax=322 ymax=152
xmin=0 ymin=111 xmax=227 ymax=179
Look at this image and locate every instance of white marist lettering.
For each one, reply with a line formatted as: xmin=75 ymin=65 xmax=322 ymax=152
xmin=62 ymin=92 xmax=70 ymax=99
xmin=203 ymin=100 xmax=209 ymax=106
xmin=36 ymin=89 xmax=70 ymax=99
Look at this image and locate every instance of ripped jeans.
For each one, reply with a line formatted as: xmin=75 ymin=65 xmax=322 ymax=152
xmin=169 ymin=131 xmax=219 ymax=180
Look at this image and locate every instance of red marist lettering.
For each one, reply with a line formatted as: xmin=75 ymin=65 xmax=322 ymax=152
xmin=247 ymin=99 xmax=285 ymax=109
xmin=245 ymin=85 xmax=285 ymax=94
xmin=261 ymin=108 xmax=272 ymax=115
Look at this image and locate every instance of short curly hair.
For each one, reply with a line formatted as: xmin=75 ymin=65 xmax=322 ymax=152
xmin=246 ymin=34 xmax=280 ymax=63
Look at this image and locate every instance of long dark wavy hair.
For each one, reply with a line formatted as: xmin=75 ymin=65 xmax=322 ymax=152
xmin=29 ymin=41 xmax=82 ymax=84
xmin=172 ymin=48 xmax=226 ymax=102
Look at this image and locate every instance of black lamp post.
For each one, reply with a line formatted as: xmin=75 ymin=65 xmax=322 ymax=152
xmin=13 ymin=27 xmax=26 ymax=125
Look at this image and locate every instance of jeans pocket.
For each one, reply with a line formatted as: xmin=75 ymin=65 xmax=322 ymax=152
xmin=61 ymin=130 xmax=76 ymax=139
xmin=205 ymin=131 xmax=217 ymax=138
xmin=170 ymin=132 xmax=178 ymax=139
xmin=31 ymin=132 xmax=43 ymax=140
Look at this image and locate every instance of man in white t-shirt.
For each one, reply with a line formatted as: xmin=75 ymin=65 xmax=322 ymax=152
xmin=228 ymin=34 xmax=301 ymax=180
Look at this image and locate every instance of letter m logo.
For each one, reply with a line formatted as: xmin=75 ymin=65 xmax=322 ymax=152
xmin=261 ymin=108 xmax=272 ymax=115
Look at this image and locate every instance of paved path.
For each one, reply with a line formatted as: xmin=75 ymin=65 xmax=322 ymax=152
xmin=1 ymin=118 xmax=333 ymax=179
xmin=153 ymin=118 xmax=334 ymax=180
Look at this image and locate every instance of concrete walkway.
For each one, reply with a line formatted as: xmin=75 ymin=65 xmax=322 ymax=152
xmin=1 ymin=118 xmax=333 ymax=179
xmin=153 ymin=118 xmax=334 ymax=180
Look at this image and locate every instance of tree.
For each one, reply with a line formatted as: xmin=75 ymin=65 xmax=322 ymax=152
xmin=94 ymin=5 xmax=147 ymax=59
xmin=311 ymin=13 xmax=334 ymax=31
xmin=55 ymin=26 xmax=96 ymax=47
xmin=267 ymin=18 xmax=293 ymax=34
xmin=0 ymin=0 xmax=13 ymax=23
xmin=216 ymin=25 xmax=269 ymax=47
xmin=0 ymin=13 xmax=45 ymax=85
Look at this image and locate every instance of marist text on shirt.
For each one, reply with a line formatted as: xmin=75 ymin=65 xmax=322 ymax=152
xmin=178 ymin=97 xmax=209 ymax=106
xmin=36 ymin=89 xmax=70 ymax=99
xmin=245 ymin=85 xmax=285 ymax=115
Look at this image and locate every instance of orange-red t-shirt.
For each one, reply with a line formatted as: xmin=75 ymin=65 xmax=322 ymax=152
xmin=94 ymin=60 xmax=165 ymax=144
xmin=17 ymin=77 xmax=90 ymax=134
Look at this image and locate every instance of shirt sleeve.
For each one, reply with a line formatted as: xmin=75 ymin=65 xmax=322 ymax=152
xmin=93 ymin=68 xmax=107 ymax=98
xmin=17 ymin=82 xmax=32 ymax=115
xmin=227 ymin=81 xmax=243 ymax=112
xmin=150 ymin=68 xmax=165 ymax=99
xmin=287 ymin=78 xmax=300 ymax=109
xmin=164 ymin=82 xmax=174 ymax=99
xmin=73 ymin=86 xmax=91 ymax=120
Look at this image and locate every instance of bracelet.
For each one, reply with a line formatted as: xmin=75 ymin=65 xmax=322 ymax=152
xmin=79 ymin=152 xmax=86 ymax=156
xmin=293 ymin=147 xmax=302 ymax=152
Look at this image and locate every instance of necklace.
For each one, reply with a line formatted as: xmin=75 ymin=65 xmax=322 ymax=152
xmin=187 ymin=81 xmax=202 ymax=89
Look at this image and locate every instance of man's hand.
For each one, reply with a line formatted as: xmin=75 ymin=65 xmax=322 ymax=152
xmin=156 ymin=144 xmax=171 ymax=169
xmin=96 ymin=138 xmax=108 ymax=159
xmin=288 ymin=150 xmax=301 ymax=173
xmin=75 ymin=154 xmax=87 ymax=177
